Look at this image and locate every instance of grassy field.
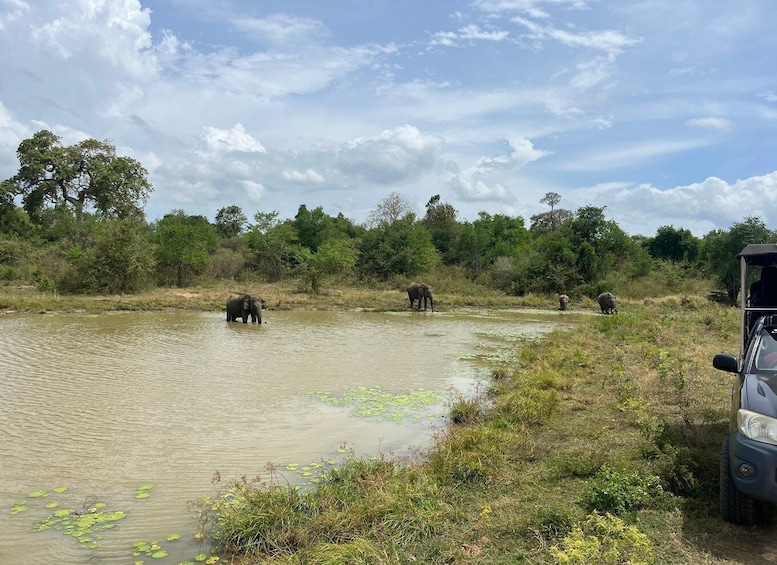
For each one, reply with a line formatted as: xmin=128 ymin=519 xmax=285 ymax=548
xmin=3 ymin=281 xmax=774 ymax=564
xmin=203 ymin=294 xmax=775 ymax=564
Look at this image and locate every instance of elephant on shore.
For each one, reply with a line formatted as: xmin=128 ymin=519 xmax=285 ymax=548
xmin=226 ymin=293 xmax=265 ymax=323
xmin=558 ymin=294 xmax=569 ymax=311
xmin=407 ymin=282 xmax=434 ymax=312
xmin=597 ymin=292 xmax=617 ymax=315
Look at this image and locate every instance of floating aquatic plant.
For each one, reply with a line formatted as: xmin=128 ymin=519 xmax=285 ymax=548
xmin=135 ymin=484 xmax=154 ymax=499
xmin=312 ymin=386 xmax=444 ymax=422
xmin=32 ymin=506 xmax=127 ymax=549
xmin=27 ymin=490 xmax=47 ymax=498
xmin=11 ymin=502 xmax=28 ymax=515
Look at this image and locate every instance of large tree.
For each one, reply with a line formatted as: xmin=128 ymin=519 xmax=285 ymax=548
xmin=4 ymin=130 xmax=152 ymax=223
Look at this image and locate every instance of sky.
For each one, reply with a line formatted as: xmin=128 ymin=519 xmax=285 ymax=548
xmin=1 ymin=0 xmax=777 ymax=237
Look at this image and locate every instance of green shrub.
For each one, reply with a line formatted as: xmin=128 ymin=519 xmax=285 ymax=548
xmin=581 ymin=468 xmax=664 ymax=515
xmin=549 ymin=511 xmax=654 ymax=564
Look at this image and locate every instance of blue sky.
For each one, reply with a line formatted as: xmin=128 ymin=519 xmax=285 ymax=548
xmin=1 ymin=0 xmax=776 ymax=236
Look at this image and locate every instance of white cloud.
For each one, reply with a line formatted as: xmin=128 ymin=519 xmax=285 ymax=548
xmin=336 ymin=125 xmax=441 ymax=184
xmin=200 ymin=124 xmax=266 ymax=153
xmin=281 ymin=168 xmax=326 ymax=184
xmin=29 ymin=0 xmax=158 ymax=78
xmin=231 ymin=13 xmax=329 ymax=46
xmin=578 ymin=172 xmax=777 ymax=236
xmin=561 ymin=138 xmax=712 ymax=171
xmin=687 ymin=117 xmax=731 ymax=131
xmin=450 ymin=173 xmax=514 ymax=201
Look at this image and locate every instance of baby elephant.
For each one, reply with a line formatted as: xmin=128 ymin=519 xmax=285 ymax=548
xmin=558 ymin=294 xmax=569 ymax=311
xmin=597 ymin=291 xmax=617 ymax=315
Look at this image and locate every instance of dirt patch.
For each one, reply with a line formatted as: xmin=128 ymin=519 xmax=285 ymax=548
xmin=174 ymin=292 xmax=201 ymax=298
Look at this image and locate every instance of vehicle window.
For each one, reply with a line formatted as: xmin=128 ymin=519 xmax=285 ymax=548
xmin=755 ymin=328 xmax=777 ymax=370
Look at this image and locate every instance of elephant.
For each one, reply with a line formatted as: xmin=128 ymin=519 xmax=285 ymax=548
xmin=597 ymin=291 xmax=617 ymax=315
xmin=558 ymin=294 xmax=569 ymax=311
xmin=226 ymin=292 xmax=264 ymax=323
xmin=407 ymin=282 xmax=434 ymax=312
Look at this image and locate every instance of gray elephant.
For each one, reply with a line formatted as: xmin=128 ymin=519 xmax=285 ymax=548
xmin=407 ymin=282 xmax=434 ymax=312
xmin=558 ymin=294 xmax=569 ymax=311
xmin=252 ymin=297 xmax=267 ymax=324
xmin=597 ymin=291 xmax=617 ymax=314
xmin=226 ymin=292 xmax=263 ymax=323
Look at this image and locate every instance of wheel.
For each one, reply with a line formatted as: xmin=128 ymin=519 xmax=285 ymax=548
xmin=720 ymin=437 xmax=756 ymax=525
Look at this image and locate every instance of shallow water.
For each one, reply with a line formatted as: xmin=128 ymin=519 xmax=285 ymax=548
xmin=0 ymin=308 xmax=575 ymax=564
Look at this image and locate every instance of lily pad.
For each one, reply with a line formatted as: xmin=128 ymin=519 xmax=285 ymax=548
xmin=166 ymin=533 xmax=181 ymax=541
xmin=53 ymin=487 xmax=68 ymax=493
xmin=28 ymin=490 xmax=48 ymax=498
xmin=11 ymin=502 xmax=29 ymax=515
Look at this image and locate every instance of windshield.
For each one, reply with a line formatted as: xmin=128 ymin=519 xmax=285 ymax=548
xmin=755 ymin=327 xmax=777 ymax=371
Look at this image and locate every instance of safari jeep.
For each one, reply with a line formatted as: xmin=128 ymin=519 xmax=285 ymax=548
xmin=713 ymin=243 xmax=777 ymax=525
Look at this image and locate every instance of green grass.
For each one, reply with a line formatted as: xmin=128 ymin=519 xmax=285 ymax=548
xmin=189 ymin=296 xmax=770 ymax=565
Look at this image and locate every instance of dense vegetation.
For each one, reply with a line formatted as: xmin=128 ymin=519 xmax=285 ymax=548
xmin=2 ymin=131 xmax=776 ymax=304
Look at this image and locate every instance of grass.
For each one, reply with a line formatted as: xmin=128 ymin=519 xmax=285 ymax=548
xmin=184 ymin=295 xmax=777 ymax=565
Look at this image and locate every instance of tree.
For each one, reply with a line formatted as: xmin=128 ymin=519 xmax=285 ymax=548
xmin=3 ymin=130 xmax=152 ymax=223
xmin=535 ymin=191 xmax=567 ymax=232
xmin=647 ymin=226 xmax=700 ymax=263
xmin=700 ymin=216 xmax=776 ymax=303
xmin=423 ymin=194 xmax=459 ymax=260
xmin=214 ymin=205 xmax=247 ymax=239
xmin=245 ymin=211 xmax=301 ymax=282
xmin=89 ymin=219 xmax=155 ymax=293
xmin=358 ymin=213 xmax=440 ymax=280
xmin=366 ymin=192 xmax=411 ymax=228
xmin=153 ymin=211 xmax=218 ymax=287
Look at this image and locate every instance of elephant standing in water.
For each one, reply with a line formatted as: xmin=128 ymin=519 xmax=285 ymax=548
xmin=226 ymin=293 xmax=266 ymax=323
xmin=558 ymin=294 xmax=569 ymax=311
xmin=597 ymin=292 xmax=617 ymax=315
xmin=407 ymin=282 xmax=434 ymax=312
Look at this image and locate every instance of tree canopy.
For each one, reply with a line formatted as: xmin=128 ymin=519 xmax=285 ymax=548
xmin=3 ymin=130 xmax=152 ymax=223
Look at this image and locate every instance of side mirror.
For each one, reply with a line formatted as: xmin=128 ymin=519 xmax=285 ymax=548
xmin=712 ymin=353 xmax=739 ymax=373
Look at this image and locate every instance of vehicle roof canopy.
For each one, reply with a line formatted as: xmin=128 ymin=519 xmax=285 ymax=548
xmin=738 ymin=244 xmax=777 ymax=266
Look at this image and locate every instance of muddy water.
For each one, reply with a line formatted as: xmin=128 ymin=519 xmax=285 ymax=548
xmin=0 ymin=308 xmax=573 ymax=564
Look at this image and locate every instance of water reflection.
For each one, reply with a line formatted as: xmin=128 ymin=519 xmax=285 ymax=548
xmin=0 ymin=308 xmax=572 ymax=564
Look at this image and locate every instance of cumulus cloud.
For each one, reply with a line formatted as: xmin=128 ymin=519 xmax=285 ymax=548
xmin=28 ymin=0 xmax=158 ymax=78
xmin=687 ymin=117 xmax=731 ymax=131
xmin=450 ymin=173 xmax=514 ymax=201
xmin=200 ymin=124 xmax=266 ymax=153
xmin=578 ymin=172 xmax=777 ymax=236
xmin=336 ymin=125 xmax=441 ymax=184
xmin=281 ymin=168 xmax=326 ymax=184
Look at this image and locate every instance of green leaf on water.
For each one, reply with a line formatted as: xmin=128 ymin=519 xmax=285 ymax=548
xmin=137 ymin=484 xmax=154 ymax=491
xmin=28 ymin=490 xmax=48 ymax=498
xmin=11 ymin=503 xmax=29 ymax=514
xmin=53 ymin=487 xmax=68 ymax=493
xmin=150 ymin=550 xmax=168 ymax=558
xmin=166 ymin=533 xmax=181 ymax=541
xmin=195 ymin=554 xmax=208 ymax=562
xmin=135 ymin=492 xmax=150 ymax=499
xmin=45 ymin=502 xmax=58 ymax=509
